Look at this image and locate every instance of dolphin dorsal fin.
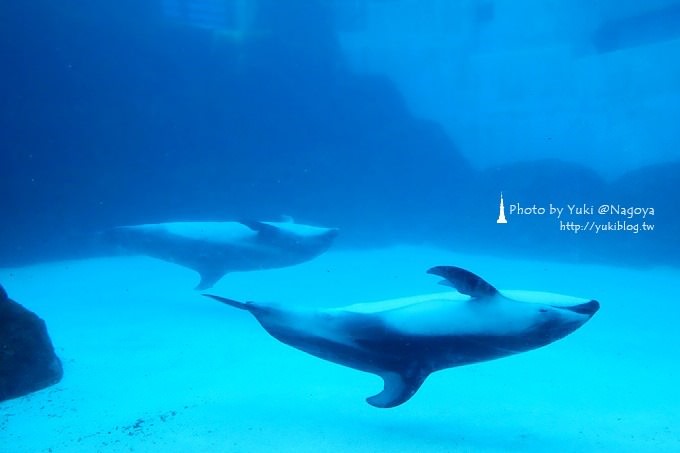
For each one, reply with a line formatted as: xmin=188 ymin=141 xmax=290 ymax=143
xmin=427 ymin=266 xmax=499 ymax=299
xmin=239 ymin=220 xmax=283 ymax=239
xmin=367 ymin=370 xmax=428 ymax=408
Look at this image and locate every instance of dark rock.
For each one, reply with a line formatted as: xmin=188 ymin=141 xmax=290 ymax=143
xmin=0 ymin=285 xmax=63 ymax=402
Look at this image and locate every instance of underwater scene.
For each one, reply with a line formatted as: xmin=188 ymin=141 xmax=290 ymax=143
xmin=1 ymin=1 xmax=679 ymax=451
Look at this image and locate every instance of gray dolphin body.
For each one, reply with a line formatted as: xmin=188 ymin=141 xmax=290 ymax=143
xmin=206 ymin=266 xmax=599 ymax=408
xmin=103 ymin=220 xmax=338 ymax=289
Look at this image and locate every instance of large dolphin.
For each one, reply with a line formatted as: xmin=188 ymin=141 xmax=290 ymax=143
xmin=102 ymin=220 xmax=338 ymax=290
xmin=206 ymin=266 xmax=600 ymax=408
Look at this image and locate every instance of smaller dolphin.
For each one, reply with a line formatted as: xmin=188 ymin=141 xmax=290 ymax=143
xmin=102 ymin=219 xmax=338 ymax=290
xmin=205 ymin=266 xmax=600 ymax=408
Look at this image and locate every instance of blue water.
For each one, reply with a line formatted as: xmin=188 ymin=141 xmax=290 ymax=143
xmin=1 ymin=1 xmax=679 ymax=451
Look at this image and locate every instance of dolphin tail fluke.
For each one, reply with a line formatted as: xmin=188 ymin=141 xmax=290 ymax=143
xmin=203 ymin=294 xmax=254 ymax=311
xmin=367 ymin=370 xmax=428 ymax=409
xmin=194 ymin=269 xmax=226 ymax=290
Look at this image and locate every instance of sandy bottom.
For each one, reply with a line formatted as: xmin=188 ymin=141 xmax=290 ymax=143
xmin=1 ymin=246 xmax=678 ymax=452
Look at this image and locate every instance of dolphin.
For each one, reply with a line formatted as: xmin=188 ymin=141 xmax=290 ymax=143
xmin=205 ymin=265 xmax=600 ymax=408
xmin=102 ymin=219 xmax=338 ymax=290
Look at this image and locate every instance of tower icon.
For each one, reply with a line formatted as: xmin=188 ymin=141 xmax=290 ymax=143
xmin=497 ymin=192 xmax=508 ymax=224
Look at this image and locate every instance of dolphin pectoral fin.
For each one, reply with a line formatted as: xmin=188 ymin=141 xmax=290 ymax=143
xmin=366 ymin=371 xmax=428 ymax=408
xmin=427 ymin=266 xmax=499 ymax=298
xmin=194 ymin=269 xmax=226 ymax=290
